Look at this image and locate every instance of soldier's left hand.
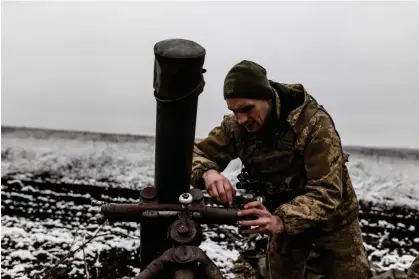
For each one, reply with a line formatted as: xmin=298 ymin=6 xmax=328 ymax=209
xmin=237 ymin=201 xmax=284 ymax=237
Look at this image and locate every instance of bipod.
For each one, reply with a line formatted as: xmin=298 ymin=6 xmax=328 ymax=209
xmin=96 ymin=189 xmax=257 ymax=279
xmin=131 ymin=192 xmax=224 ymax=279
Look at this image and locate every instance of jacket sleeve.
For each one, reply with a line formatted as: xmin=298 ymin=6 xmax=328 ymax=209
xmin=274 ymin=113 xmax=345 ymax=234
xmin=190 ymin=115 xmax=238 ymax=189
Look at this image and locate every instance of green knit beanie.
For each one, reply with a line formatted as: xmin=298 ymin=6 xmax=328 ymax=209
xmin=223 ymin=60 xmax=273 ymax=100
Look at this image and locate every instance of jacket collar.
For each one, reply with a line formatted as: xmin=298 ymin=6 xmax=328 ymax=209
xmin=271 ymin=82 xmax=311 ymax=134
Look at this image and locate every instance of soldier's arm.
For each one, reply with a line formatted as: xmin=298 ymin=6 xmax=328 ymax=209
xmin=190 ymin=115 xmax=238 ymax=189
xmin=274 ymin=112 xmax=345 ymax=235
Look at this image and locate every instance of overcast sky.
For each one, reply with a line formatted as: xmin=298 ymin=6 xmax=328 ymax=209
xmin=2 ymin=1 xmax=419 ymax=149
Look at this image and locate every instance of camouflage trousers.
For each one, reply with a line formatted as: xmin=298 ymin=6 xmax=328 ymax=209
xmin=407 ymin=254 xmax=419 ymax=279
xmin=263 ymin=218 xmax=373 ymax=279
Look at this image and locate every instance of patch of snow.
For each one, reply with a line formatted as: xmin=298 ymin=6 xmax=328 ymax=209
xmin=9 ymin=250 xmax=36 ymax=261
xmin=378 ymin=220 xmax=396 ymax=229
xmin=1 ymin=136 xmax=156 ymax=189
xmin=2 ymin=131 xmax=419 ymax=277
xmin=342 ymin=153 xmax=419 ymax=208
xmin=200 ymin=236 xmax=240 ymax=279
xmin=372 ymin=252 xmax=416 ymax=271
xmin=3 ymin=134 xmax=419 ymax=208
xmin=1 ymin=215 xmax=141 ymax=278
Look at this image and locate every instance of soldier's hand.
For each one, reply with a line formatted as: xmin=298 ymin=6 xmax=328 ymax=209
xmin=237 ymin=201 xmax=284 ymax=237
xmin=203 ymin=169 xmax=236 ymax=206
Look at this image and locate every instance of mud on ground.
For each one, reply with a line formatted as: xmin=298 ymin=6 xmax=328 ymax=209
xmin=1 ymin=176 xmax=418 ymax=279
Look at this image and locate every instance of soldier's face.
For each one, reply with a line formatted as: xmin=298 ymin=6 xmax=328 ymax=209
xmin=226 ymin=98 xmax=272 ymax=133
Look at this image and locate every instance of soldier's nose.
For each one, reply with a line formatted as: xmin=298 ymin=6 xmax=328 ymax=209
xmin=237 ymin=113 xmax=247 ymax=125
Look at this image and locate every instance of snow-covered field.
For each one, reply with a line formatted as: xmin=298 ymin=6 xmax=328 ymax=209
xmin=1 ymin=127 xmax=419 ymax=279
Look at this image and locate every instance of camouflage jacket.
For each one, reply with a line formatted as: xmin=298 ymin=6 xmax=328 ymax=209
xmin=408 ymin=254 xmax=419 ymax=279
xmin=191 ymin=81 xmax=360 ymax=234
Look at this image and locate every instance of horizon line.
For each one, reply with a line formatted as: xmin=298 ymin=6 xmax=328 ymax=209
xmin=2 ymin=124 xmax=419 ymax=155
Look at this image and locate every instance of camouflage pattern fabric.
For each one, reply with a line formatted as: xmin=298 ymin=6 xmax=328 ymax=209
xmin=407 ymin=254 xmax=419 ymax=279
xmin=191 ymin=82 xmax=360 ymax=232
xmin=267 ymin=218 xmax=371 ymax=279
xmin=191 ymin=82 xmax=372 ymax=278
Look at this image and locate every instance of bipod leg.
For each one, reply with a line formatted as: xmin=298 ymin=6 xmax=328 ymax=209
xmin=131 ymin=245 xmax=225 ymax=279
xmin=173 ymin=268 xmax=196 ymax=279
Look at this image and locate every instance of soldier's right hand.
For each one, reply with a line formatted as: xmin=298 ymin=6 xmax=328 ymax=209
xmin=203 ymin=169 xmax=236 ymax=206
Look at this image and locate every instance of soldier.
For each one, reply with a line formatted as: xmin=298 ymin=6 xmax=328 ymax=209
xmin=190 ymin=60 xmax=372 ymax=279
xmin=407 ymin=254 xmax=419 ymax=279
